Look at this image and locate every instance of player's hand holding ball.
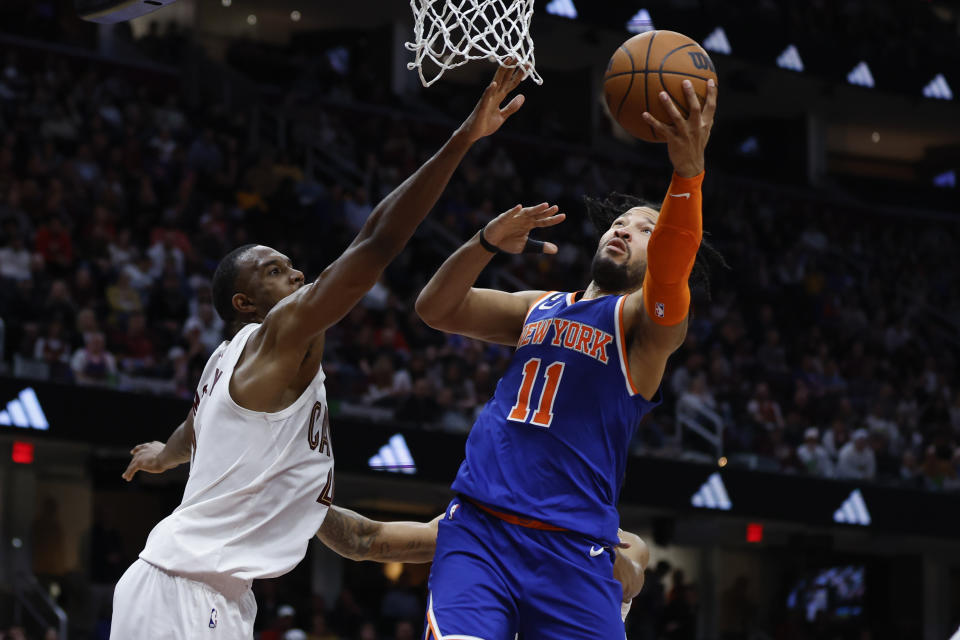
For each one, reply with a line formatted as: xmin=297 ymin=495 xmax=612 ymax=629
xmin=604 ymin=31 xmax=718 ymax=176
xmin=643 ymin=78 xmax=717 ymax=177
xmin=482 ymin=203 xmax=565 ymax=254
xmin=458 ymin=59 xmax=528 ymax=143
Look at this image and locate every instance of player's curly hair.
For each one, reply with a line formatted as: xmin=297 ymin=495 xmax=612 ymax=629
xmin=582 ymin=192 xmax=729 ymax=296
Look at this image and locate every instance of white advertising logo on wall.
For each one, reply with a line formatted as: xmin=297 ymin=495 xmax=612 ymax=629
xmin=0 ymin=388 xmax=49 ymax=430
xmin=833 ymin=489 xmax=871 ymax=526
xmin=691 ymin=472 xmax=732 ymax=510
xmin=368 ymin=434 xmax=417 ymax=474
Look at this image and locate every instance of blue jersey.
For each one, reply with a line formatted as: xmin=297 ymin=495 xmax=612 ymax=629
xmin=451 ymin=291 xmax=661 ymax=545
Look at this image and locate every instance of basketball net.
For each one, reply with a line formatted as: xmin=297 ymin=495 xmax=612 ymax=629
xmin=405 ymin=0 xmax=542 ymax=87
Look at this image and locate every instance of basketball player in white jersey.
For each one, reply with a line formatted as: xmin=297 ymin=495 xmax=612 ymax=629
xmin=110 ymin=63 xmax=529 ymax=639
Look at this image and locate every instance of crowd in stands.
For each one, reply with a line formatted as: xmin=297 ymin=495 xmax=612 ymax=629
xmin=1 ymin=37 xmax=959 ymax=497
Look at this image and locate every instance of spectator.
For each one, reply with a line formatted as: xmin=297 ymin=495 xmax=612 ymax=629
xmin=921 ymin=444 xmax=958 ymax=491
xmin=106 ymin=271 xmax=143 ymax=322
xmin=34 ymin=216 xmax=73 ymax=274
xmin=823 ymin=418 xmax=851 ymax=460
xmin=44 ymin=279 xmax=76 ymax=326
xmin=147 ymin=230 xmax=186 ymax=278
xmin=356 ymin=621 xmax=379 ymax=640
xmin=836 ymin=429 xmax=876 ymax=480
xmin=362 ymin=354 xmax=411 ymax=407
xmin=123 ymin=253 xmax=155 ymax=295
xmin=114 ymin=312 xmax=157 ymax=375
xmin=396 ymin=377 xmax=440 ymax=425
xmin=34 ymin=319 xmax=71 ymax=380
xmin=182 ymin=301 xmax=224 ymax=355
xmin=746 ymin=382 xmax=785 ymax=430
xmin=262 ymin=604 xmax=297 ymax=640
xmin=392 ymin=620 xmax=415 ymax=640
xmin=797 ymin=427 xmax=834 ymax=477
xmin=71 ymin=332 xmax=117 ymax=385
xmin=0 ymin=228 xmax=33 ymax=281
xmin=900 ymin=450 xmax=921 ymax=488
xmin=306 ymin=612 xmax=340 ymax=640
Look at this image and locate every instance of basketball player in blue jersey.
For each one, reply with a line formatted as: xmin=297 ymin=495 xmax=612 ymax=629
xmin=415 ymin=78 xmax=718 ymax=639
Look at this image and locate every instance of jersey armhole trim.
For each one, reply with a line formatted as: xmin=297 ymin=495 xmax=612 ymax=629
xmin=615 ymin=296 xmax=641 ymax=396
xmin=522 ymin=291 xmax=558 ymax=324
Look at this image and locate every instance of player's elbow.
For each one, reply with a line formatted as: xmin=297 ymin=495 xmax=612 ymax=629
xmin=415 ymin=291 xmax=456 ymax=331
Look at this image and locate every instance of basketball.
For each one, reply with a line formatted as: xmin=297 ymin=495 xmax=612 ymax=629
xmin=603 ymin=30 xmax=718 ymax=143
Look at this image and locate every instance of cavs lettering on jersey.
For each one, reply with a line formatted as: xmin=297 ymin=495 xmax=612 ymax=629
xmin=139 ymin=323 xmax=333 ymax=596
xmin=451 ymin=291 xmax=661 ymax=545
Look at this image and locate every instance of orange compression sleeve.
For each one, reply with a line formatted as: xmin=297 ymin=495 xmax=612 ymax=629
xmin=642 ymin=171 xmax=704 ymax=326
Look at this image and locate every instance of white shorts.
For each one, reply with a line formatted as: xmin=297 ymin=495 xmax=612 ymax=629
xmin=111 ymin=559 xmax=257 ymax=639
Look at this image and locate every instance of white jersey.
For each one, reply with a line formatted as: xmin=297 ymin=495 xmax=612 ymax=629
xmin=140 ymin=323 xmax=333 ymax=597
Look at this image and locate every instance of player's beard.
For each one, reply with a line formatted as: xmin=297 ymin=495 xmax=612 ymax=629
xmin=589 ymin=250 xmax=645 ymax=294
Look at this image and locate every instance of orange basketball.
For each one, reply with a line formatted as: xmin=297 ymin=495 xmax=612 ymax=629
xmin=603 ymin=30 xmax=718 ymax=143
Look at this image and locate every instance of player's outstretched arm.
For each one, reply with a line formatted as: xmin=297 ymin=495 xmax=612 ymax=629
xmin=264 ymin=65 xmax=528 ymax=351
xmin=415 ymin=203 xmax=564 ymax=345
xmin=121 ymin=411 xmax=195 ymax=481
xmin=316 ymin=505 xmax=441 ymax=563
xmin=625 ymin=79 xmax=717 ymax=399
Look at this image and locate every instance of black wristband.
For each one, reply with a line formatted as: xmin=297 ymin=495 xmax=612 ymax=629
xmin=478 ymin=227 xmax=500 ymax=254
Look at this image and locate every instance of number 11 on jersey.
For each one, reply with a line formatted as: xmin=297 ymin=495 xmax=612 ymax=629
xmin=508 ymin=358 xmax=566 ymax=428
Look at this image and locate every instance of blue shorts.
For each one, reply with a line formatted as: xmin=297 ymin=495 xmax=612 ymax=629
xmin=425 ymin=497 xmax=625 ymax=640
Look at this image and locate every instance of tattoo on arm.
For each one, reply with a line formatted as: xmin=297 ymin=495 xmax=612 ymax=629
xmin=317 ymin=506 xmax=382 ymax=561
xmin=317 ymin=506 xmax=435 ymax=563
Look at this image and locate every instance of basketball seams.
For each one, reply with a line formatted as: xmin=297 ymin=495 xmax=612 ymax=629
xmin=658 ymin=43 xmax=707 ymax=120
xmin=604 ymin=70 xmax=712 ymax=82
xmin=603 ymin=31 xmax=716 ymax=143
xmin=643 ymin=31 xmax=657 ymax=140
xmin=614 ymin=46 xmax=636 ymax=120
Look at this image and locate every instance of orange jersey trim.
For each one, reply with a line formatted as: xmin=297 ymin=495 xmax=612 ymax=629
xmin=467 ymin=498 xmax=568 ymax=531
xmin=522 ymin=291 xmax=557 ymax=325
xmin=616 ymin=296 xmax=641 ymax=396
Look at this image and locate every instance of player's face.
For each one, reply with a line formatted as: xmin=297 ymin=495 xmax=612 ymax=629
xmin=236 ymin=245 xmax=305 ymax=320
xmin=590 ymin=207 xmax=657 ymax=293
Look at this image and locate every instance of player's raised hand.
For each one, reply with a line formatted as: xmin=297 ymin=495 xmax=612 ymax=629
xmin=642 ymin=78 xmax=718 ymax=178
xmin=482 ymin=203 xmax=565 ymax=254
xmin=458 ymin=60 xmax=528 ymax=142
xmin=122 ymin=441 xmax=173 ymax=481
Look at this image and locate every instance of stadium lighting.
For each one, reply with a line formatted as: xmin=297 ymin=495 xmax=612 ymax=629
xmin=626 ymin=8 xmax=653 ymax=33
xmin=221 ymin=0 xmax=231 ymax=6
xmin=738 ymin=136 xmax=759 ymax=155
xmin=703 ymin=27 xmax=731 ymax=55
xmin=545 ymin=0 xmax=577 ymax=19
xmin=776 ymin=44 xmax=804 ymax=72
xmin=923 ymin=74 xmax=953 ymax=100
xmin=246 ymin=14 xmax=257 ymax=25
xmin=933 ymin=170 xmax=956 ymax=188
xmin=847 ymin=61 xmax=874 ymax=88
xmin=290 ymin=10 xmax=301 ymax=22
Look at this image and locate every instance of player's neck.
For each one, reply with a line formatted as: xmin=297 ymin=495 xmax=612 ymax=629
xmin=582 ymin=282 xmax=623 ymax=300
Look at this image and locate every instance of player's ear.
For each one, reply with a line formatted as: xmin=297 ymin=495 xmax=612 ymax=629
xmin=232 ymin=291 xmax=256 ymax=316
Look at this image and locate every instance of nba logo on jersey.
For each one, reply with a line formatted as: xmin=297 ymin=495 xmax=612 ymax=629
xmin=655 ymin=302 xmax=665 ymax=318
xmin=209 ymin=607 xmax=218 ymax=629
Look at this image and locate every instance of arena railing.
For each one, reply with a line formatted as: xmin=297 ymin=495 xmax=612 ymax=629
xmin=675 ymin=397 xmax=725 ymax=462
xmin=12 ymin=569 xmax=68 ymax=640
